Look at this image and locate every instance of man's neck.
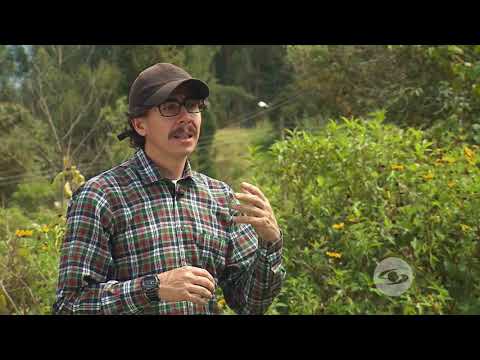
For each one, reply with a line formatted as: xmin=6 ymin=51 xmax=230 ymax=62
xmin=144 ymin=144 xmax=187 ymax=180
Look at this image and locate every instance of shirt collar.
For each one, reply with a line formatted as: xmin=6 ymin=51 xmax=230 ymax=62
xmin=133 ymin=148 xmax=194 ymax=186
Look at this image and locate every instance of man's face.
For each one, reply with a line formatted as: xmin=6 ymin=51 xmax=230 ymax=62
xmin=133 ymin=85 xmax=203 ymax=159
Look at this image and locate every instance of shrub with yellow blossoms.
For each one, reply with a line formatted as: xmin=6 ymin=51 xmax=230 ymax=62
xmin=250 ymin=113 xmax=480 ymax=315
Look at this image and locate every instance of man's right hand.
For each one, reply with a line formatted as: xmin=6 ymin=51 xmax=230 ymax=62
xmin=157 ymin=266 xmax=216 ymax=305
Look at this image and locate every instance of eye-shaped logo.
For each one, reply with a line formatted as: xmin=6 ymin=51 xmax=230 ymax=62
xmin=377 ymin=268 xmax=409 ymax=285
xmin=374 ymin=257 xmax=413 ymax=296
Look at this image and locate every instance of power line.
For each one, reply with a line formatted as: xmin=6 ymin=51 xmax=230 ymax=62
xmin=0 ymin=136 xmax=262 ymax=186
xmin=0 ymin=107 xmax=327 ymax=185
xmin=0 ymin=78 xmax=320 ymax=186
xmin=0 ymin=124 xmax=326 ymax=187
xmin=0 ymin=76 xmax=316 ymax=178
xmin=169 ymin=86 xmax=315 ymax=152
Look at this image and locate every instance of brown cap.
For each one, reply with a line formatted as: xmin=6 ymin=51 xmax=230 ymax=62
xmin=128 ymin=63 xmax=209 ymax=117
xmin=118 ymin=63 xmax=209 ymax=141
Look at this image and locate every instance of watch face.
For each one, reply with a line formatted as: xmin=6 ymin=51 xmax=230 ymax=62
xmin=143 ymin=276 xmax=159 ymax=302
xmin=144 ymin=276 xmax=157 ymax=288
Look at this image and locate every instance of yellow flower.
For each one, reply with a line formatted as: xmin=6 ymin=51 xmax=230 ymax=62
xmin=326 ymin=251 xmax=342 ymax=259
xmin=64 ymin=181 xmax=73 ymax=199
xmin=332 ymin=223 xmax=345 ymax=230
xmin=73 ymin=168 xmax=86 ymax=185
xmin=447 ymin=181 xmax=456 ymax=188
xmin=15 ymin=229 xmax=33 ymax=238
xmin=41 ymin=224 xmax=49 ymax=233
xmin=217 ymin=298 xmax=226 ymax=308
xmin=435 ymin=156 xmax=455 ymax=166
xmin=422 ymin=172 xmax=434 ymax=181
xmin=460 ymin=224 xmax=472 ymax=233
xmin=464 ymin=146 xmax=476 ymax=164
xmin=391 ymin=164 xmax=405 ymax=171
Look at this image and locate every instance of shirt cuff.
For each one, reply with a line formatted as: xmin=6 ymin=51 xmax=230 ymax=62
xmin=256 ymin=231 xmax=285 ymax=277
xmin=117 ymin=276 xmax=152 ymax=313
xmin=258 ymin=230 xmax=283 ymax=254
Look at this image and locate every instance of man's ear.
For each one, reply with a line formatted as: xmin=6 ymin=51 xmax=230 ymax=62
xmin=131 ymin=117 xmax=147 ymax=137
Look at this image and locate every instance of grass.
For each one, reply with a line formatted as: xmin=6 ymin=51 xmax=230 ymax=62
xmin=212 ymin=120 xmax=275 ymax=190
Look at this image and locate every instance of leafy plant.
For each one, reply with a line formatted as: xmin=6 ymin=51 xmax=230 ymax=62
xmin=247 ymin=112 xmax=480 ymax=314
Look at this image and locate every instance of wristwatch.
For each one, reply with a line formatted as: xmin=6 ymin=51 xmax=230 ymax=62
xmin=141 ymin=274 xmax=160 ymax=302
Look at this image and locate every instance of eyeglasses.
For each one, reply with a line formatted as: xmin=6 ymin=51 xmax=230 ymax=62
xmin=157 ymin=99 xmax=207 ymax=117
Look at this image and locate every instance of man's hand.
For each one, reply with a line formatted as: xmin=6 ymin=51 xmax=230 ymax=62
xmin=157 ymin=266 xmax=215 ymax=305
xmin=231 ymin=182 xmax=281 ymax=244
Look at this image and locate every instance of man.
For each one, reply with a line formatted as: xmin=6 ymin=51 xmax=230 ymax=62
xmin=53 ymin=63 xmax=285 ymax=315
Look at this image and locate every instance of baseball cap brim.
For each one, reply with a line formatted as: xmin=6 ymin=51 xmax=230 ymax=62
xmin=143 ymin=78 xmax=209 ymax=107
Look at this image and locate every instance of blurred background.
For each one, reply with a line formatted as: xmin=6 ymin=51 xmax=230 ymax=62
xmin=1 ymin=45 xmax=480 ymax=314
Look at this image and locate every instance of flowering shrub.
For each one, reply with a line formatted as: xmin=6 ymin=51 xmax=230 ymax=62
xmin=247 ymin=112 xmax=480 ymax=314
xmin=3 ymin=116 xmax=480 ymax=314
xmin=0 ymin=214 xmax=65 ymax=314
xmin=0 ymin=163 xmax=79 ymax=314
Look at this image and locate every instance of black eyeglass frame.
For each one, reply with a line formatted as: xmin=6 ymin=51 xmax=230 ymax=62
xmin=156 ymin=98 xmax=208 ymax=117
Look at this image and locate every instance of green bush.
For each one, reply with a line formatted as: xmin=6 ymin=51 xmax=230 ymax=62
xmin=250 ymin=111 xmax=480 ymax=314
xmin=4 ymin=111 xmax=480 ymax=314
xmin=0 ymin=209 xmax=64 ymax=314
xmin=10 ymin=180 xmax=57 ymax=213
xmin=0 ymin=206 xmax=31 ymax=241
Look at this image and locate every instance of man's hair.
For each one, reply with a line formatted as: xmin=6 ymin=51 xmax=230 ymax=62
xmin=126 ymin=113 xmax=146 ymax=149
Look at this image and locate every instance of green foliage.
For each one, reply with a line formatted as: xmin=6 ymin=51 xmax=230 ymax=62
xmin=0 ymin=206 xmax=31 ymax=241
xmin=284 ymin=45 xmax=480 ymax=141
xmin=10 ymin=180 xmax=57 ymax=213
xmin=3 ymin=45 xmax=480 ymax=315
xmin=97 ymin=96 xmax=135 ymax=169
xmin=0 ymin=211 xmax=64 ymax=314
xmin=211 ymin=122 xmax=274 ymax=189
xmin=213 ymin=45 xmax=292 ymax=128
xmin=0 ymin=102 xmax=51 ymax=196
xmin=249 ymin=112 xmax=480 ymax=314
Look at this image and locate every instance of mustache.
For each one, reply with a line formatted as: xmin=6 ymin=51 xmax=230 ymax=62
xmin=168 ymin=123 xmax=197 ymax=139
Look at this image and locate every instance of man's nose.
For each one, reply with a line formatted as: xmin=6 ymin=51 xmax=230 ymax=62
xmin=177 ymin=106 xmax=195 ymax=122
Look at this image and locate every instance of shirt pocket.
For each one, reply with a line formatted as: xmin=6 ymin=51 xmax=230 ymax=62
xmin=196 ymin=229 xmax=228 ymax=277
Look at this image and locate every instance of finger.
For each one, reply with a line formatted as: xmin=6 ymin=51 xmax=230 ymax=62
xmin=232 ymin=203 xmax=266 ymax=218
xmin=240 ymin=182 xmax=268 ymax=202
xmin=235 ymin=192 xmax=266 ymax=209
xmin=191 ymin=275 xmax=216 ymax=294
xmin=188 ymin=292 xmax=210 ymax=306
xmin=188 ymin=284 xmax=213 ymax=299
xmin=189 ymin=266 xmax=215 ymax=285
xmin=233 ymin=215 xmax=270 ymax=227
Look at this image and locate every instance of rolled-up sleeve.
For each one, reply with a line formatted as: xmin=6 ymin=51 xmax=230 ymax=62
xmin=53 ymin=181 xmax=151 ymax=315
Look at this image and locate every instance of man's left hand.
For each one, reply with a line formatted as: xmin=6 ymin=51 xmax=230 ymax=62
xmin=232 ymin=182 xmax=281 ymax=244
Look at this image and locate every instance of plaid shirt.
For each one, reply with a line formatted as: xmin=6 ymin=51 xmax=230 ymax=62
xmin=53 ymin=149 xmax=285 ymax=315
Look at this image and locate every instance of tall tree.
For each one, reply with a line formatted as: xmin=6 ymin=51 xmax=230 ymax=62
xmin=0 ymin=46 xmax=124 ymax=202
